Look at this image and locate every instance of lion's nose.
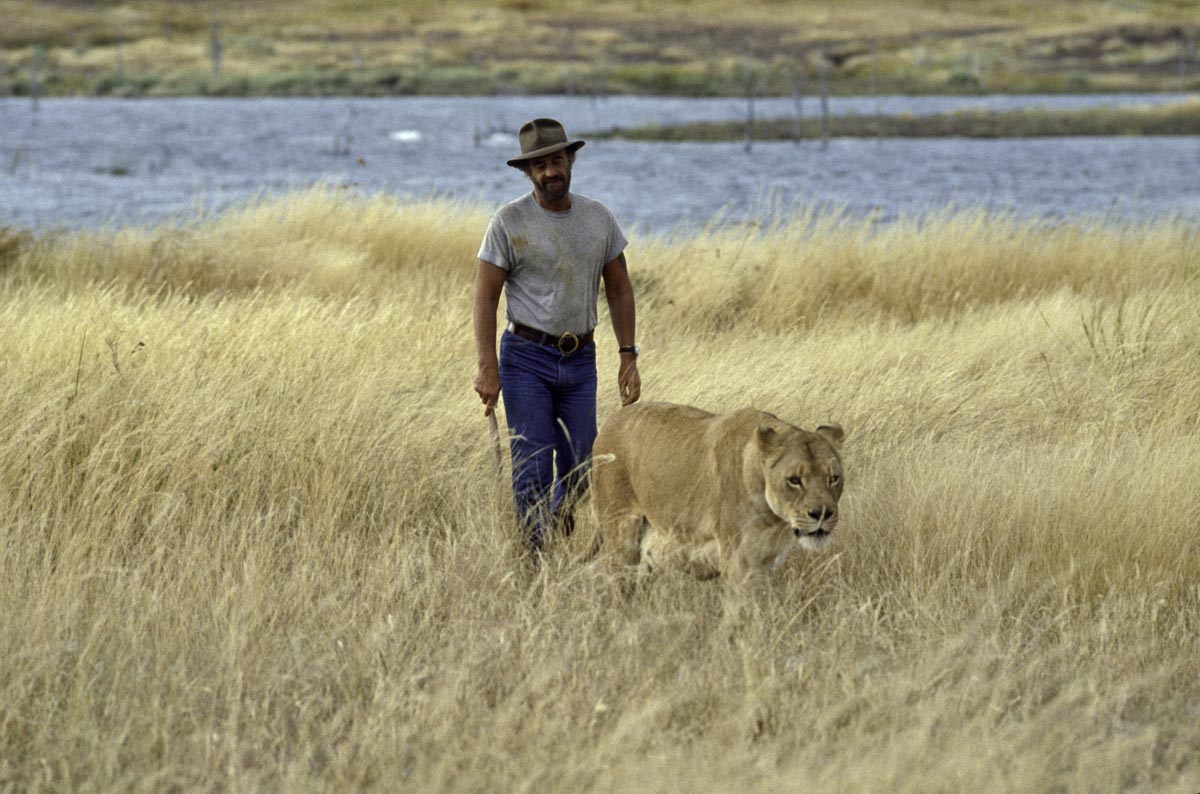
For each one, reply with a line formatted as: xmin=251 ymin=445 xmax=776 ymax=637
xmin=808 ymin=507 xmax=834 ymax=521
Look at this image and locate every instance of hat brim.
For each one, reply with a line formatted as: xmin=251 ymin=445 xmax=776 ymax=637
xmin=506 ymin=139 xmax=585 ymax=168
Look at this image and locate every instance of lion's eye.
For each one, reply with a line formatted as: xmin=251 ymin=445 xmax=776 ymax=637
xmin=787 ymin=476 xmax=803 ymax=488
xmin=830 ymin=475 xmax=842 ymax=487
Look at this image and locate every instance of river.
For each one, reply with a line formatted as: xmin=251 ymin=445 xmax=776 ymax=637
xmin=1 ymin=94 xmax=1198 ymax=234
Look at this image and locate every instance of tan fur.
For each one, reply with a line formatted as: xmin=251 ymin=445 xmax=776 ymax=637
xmin=590 ymin=402 xmax=844 ymax=585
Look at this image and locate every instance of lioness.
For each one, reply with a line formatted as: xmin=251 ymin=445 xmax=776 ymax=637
xmin=590 ymin=402 xmax=844 ymax=585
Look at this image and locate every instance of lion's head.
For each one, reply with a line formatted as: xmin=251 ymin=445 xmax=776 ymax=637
xmin=757 ymin=422 xmax=845 ymax=551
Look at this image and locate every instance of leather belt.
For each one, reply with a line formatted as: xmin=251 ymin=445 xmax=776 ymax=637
xmin=509 ymin=322 xmax=594 ymax=354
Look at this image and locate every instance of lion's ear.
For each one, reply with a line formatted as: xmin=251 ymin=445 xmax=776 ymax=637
xmin=816 ymin=423 xmax=845 ymax=446
xmin=757 ymin=426 xmax=779 ymax=449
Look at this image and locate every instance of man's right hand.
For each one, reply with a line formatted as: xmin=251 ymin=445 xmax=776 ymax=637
xmin=474 ymin=364 xmax=500 ymax=416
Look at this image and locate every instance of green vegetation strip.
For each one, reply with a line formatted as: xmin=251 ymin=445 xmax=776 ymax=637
xmin=2 ymin=1 xmax=1198 ymax=97
xmin=595 ymin=100 xmax=1200 ymax=140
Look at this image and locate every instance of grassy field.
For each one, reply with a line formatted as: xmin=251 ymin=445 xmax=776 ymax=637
xmin=2 ymin=188 xmax=1200 ymax=791
xmin=0 ymin=0 xmax=1198 ymax=97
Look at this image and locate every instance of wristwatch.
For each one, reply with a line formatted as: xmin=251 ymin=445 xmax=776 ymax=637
xmin=618 ymin=344 xmax=640 ymax=357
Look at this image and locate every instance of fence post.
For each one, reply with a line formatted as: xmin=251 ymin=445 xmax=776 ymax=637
xmin=565 ymin=22 xmax=576 ymax=97
xmin=744 ymin=63 xmax=757 ymax=154
xmin=116 ymin=43 xmax=126 ymax=95
xmin=819 ymin=51 xmax=831 ymax=150
xmin=1180 ymin=29 xmax=1194 ymax=91
xmin=872 ymin=40 xmax=881 ymax=139
xmin=30 ymin=45 xmax=42 ymax=112
xmin=790 ymin=56 xmax=805 ymax=145
xmin=210 ymin=20 xmax=223 ymax=79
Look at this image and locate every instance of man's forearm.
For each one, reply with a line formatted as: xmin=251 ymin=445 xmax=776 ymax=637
xmin=602 ymin=253 xmax=637 ymax=348
xmin=475 ymin=298 xmax=499 ymax=369
xmin=473 ymin=261 xmax=505 ymax=414
xmin=474 ymin=260 xmax=505 ymax=369
xmin=609 ymin=289 xmax=636 ymax=347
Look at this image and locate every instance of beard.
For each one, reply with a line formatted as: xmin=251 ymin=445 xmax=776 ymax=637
xmin=534 ymin=170 xmax=571 ymax=204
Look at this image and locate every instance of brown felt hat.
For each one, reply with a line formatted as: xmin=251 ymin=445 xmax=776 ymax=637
xmin=506 ymin=118 xmax=585 ymax=168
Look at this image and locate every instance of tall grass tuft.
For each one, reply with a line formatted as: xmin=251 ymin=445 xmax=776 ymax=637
xmin=2 ymin=187 xmax=1198 ymax=792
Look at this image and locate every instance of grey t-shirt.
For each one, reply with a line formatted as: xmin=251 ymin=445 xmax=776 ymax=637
xmin=477 ymin=192 xmax=627 ymax=336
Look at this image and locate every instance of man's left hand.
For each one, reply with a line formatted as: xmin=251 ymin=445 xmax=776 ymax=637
xmin=618 ymin=356 xmax=641 ymax=406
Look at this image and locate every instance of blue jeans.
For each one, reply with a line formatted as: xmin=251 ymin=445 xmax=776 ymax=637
xmin=499 ymin=330 xmax=598 ymax=550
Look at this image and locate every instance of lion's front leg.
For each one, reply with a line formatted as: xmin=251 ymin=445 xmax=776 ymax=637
xmin=720 ymin=531 xmax=778 ymax=614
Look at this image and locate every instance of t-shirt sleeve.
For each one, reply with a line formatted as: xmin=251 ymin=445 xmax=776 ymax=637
xmin=606 ymin=210 xmax=628 ymax=264
xmin=477 ymin=215 xmax=513 ymax=271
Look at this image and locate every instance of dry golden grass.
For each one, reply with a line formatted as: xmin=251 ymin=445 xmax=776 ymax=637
xmin=2 ymin=187 xmax=1199 ymax=791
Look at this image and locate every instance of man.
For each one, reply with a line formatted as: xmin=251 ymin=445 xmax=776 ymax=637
xmin=473 ymin=118 xmax=640 ymax=552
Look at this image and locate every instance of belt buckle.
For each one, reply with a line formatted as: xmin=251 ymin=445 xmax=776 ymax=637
xmin=556 ymin=332 xmax=579 ymax=354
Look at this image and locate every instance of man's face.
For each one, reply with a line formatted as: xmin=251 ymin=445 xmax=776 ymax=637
xmin=526 ymin=150 xmax=572 ymax=204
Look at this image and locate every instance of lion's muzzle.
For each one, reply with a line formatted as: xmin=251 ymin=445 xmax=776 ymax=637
xmin=795 ymin=526 xmax=832 ymax=539
xmin=793 ymin=506 xmax=837 ymax=549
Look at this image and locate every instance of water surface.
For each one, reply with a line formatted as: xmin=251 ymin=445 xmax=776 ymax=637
xmin=2 ymin=95 xmax=1198 ymax=234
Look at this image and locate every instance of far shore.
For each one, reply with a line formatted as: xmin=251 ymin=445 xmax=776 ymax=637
xmin=589 ymin=100 xmax=1200 ymax=140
